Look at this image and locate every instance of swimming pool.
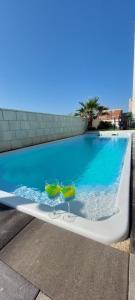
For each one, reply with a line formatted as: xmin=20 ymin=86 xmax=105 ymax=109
xmin=0 ymin=132 xmax=131 ymax=244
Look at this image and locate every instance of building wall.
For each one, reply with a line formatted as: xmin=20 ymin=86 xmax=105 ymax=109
xmin=99 ymin=109 xmax=122 ymax=121
xmin=130 ymin=99 xmax=135 ymax=116
xmin=98 ymin=109 xmax=122 ymax=128
xmin=0 ymin=108 xmax=87 ymax=152
xmin=129 ymin=98 xmax=132 ymax=113
xmin=92 ymin=118 xmax=100 ymax=129
xmin=129 ymin=33 xmax=135 ymax=116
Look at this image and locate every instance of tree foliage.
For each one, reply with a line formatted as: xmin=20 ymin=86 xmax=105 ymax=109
xmin=75 ymin=97 xmax=108 ymax=128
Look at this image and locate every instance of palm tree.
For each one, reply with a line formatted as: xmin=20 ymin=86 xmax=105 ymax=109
xmin=75 ymin=97 xmax=108 ymax=128
xmin=97 ymin=105 xmax=108 ymax=117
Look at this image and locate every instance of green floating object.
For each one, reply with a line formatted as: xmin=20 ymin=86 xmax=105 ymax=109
xmin=61 ymin=186 xmax=76 ymax=199
xmin=45 ymin=184 xmax=61 ymax=198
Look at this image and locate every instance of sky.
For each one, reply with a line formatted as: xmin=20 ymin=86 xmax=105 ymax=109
xmin=0 ymin=0 xmax=135 ymax=115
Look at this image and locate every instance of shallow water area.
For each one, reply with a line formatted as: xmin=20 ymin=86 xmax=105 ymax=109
xmin=0 ymin=135 xmax=128 ymax=221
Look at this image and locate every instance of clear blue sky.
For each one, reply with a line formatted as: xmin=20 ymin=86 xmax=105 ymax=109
xmin=0 ymin=0 xmax=135 ymax=114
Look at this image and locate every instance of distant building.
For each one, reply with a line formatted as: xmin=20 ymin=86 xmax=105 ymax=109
xmin=99 ymin=109 xmax=123 ymax=128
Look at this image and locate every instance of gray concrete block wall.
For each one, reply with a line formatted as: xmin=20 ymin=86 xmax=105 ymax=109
xmin=0 ymin=108 xmax=87 ymax=152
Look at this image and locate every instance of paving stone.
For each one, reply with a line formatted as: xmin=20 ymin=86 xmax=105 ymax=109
xmin=130 ymin=142 xmax=135 ymax=252
xmin=0 ymin=219 xmax=129 ymax=300
xmin=130 ymin=238 xmax=135 ymax=254
xmin=0 ymin=203 xmax=33 ymax=250
xmin=130 ymin=204 xmax=135 ymax=240
xmin=0 ymin=260 xmax=39 ymax=300
xmin=128 ymin=254 xmax=135 ymax=300
xmin=36 ymin=292 xmax=51 ymax=300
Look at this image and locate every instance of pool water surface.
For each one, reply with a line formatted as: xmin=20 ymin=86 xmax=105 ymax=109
xmin=0 ymin=135 xmax=128 ymax=221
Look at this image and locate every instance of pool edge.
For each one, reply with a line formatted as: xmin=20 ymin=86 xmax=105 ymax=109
xmin=0 ymin=131 xmax=132 ymax=245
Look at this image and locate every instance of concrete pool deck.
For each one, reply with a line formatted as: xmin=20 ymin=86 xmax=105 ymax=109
xmin=128 ymin=133 xmax=135 ymax=300
xmin=0 ymin=204 xmax=129 ymax=300
xmin=0 ymin=131 xmax=135 ymax=299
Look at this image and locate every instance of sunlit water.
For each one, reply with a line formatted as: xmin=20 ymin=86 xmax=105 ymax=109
xmin=0 ymin=135 xmax=128 ymax=220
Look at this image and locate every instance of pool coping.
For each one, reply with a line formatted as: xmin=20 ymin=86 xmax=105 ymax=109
xmin=0 ymin=131 xmax=132 ymax=245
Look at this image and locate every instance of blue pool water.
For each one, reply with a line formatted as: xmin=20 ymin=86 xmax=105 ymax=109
xmin=0 ymin=135 xmax=128 ymax=220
